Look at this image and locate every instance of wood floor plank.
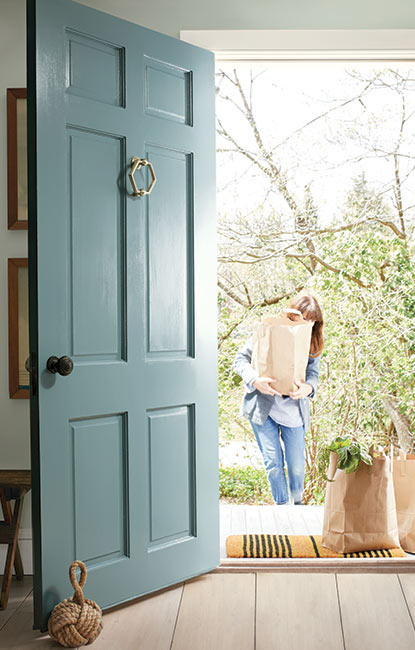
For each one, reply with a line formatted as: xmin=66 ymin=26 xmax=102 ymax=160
xmin=398 ymin=574 xmax=415 ymax=629
xmin=171 ymin=573 xmax=255 ymax=650
xmin=273 ymin=505 xmax=294 ymax=535
xmin=284 ymin=505 xmax=310 ymax=534
xmin=231 ymin=506 xmax=247 ymax=534
xmin=0 ymin=576 xmax=33 ymax=631
xmin=315 ymin=507 xmax=325 ymax=528
xmin=271 ymin=505 xmax=293 ymax=534
xmin=313 ymin=505 xmax=325 ymax=528
xmin=300 ymin=506 xmax=323 ymax=535
xmin=220 ymin=505 xmax=232 ymax=558
xmin=0 ymin=594 xmax=53 ymax=649
xmin=225 ymin=505 xmax=326 ymax=537
xmin=91 ymin=583 xmax=183 ymax=650
xmin=337 ymin=574 xmax=415 ymax=650
xmin=258 ymin=506 xmax=278 ymax=533
xmin=245 ymin=506 xmax=262 ymax=534
xmin=308 ymin=505 xmax=324 ymax=530
xmin=256 ymin=573 xmax=343 ymax=650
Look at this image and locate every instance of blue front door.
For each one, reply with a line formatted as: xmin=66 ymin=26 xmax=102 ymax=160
xmin=27 ymin=0 xmax=218 ymax=630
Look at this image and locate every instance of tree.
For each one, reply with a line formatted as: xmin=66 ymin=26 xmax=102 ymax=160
xmin=216 ymin=66 xmax=415 ymax=502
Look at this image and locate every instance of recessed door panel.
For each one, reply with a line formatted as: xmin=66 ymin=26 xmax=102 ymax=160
xmin=70 ymin=413 xmax=128 ymax=565
xmin=66 ymin=29 xmax=125 ymax=106
xmin=147 ymin=405 xmax=196 ymax=549
xmin=66 ymin=127 xmax=126 ymax=360
xmin=146 ymin=145 xmax=194 ymax=357
xmin=144 ymin=56 xmax=192 ymax=124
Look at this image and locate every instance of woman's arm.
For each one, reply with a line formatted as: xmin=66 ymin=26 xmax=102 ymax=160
xmin=233 ymin=338 xmax=258 ymax=392
xmin=289 ymin=353 xmax=322 ymax=399
xmin=304 ymin=353 xmax=322 ymax=398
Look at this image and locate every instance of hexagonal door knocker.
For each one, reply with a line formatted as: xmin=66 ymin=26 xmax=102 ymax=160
xmin=128 ymin=157 xmax=157 ymax=197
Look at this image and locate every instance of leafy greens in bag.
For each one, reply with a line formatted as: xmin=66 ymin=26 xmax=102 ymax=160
xmin=317 ymin=436 xmax=373 ymax=481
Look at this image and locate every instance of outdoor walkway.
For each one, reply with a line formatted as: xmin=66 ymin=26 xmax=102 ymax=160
xmin=220 ymin=504 xmax=324 ymax=557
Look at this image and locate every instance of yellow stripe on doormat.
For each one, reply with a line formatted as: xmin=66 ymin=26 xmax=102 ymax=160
xmin=225 ymin=534 xmax=406 ymax=558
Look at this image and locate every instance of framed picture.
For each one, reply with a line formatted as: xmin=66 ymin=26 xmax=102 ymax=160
xmin=7 ymin=88 xmax=27 ymax=230
xmin=8 ymin=258 xmax=29 ymax=399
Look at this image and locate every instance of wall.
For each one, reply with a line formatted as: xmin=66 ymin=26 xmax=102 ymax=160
xmin=0 ymin=0 xmax=30 ymax=552
xmin=0 ymin=0 xmax=414 ymax=571
xmin=78 ymin=0 xmax=415 ymax=37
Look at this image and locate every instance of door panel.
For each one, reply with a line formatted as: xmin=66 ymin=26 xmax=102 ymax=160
xmin=67 ymin=127 xmax=126 ymax=359
xmin=66 ymin=29 xmax=125 ymax=107
xmin=71 ymin=413 xmax=128 ymax=564
xmin=146 ymin=145 xmax=194 ymax=356
xmin=27 ymin=0 xmax=218 ymax=630
xmin=147 ymin=405 xmax=196 ymax=548
xmin=144 ymin=56 xmax=193 ymax=124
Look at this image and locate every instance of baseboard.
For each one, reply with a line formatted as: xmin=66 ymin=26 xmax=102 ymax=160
xmin=0 ymin=528 xmax=33 ymax=575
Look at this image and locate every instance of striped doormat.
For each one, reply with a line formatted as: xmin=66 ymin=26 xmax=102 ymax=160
xmin=225 ymin=534 xmax=406 ymax=558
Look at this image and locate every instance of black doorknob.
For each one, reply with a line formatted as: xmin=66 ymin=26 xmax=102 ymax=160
xmin=46 ymin=355 xmax=74 ymax=376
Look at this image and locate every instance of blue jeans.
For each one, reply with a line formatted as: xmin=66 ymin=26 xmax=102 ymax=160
xmin=250 ymin=417 xmax=305 ymax=505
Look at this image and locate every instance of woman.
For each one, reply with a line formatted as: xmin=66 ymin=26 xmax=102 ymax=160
xmin=233 ymin=294 xmax=324 ymax=505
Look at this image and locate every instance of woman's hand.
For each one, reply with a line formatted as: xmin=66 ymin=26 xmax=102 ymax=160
xmin=289 ymin=381 xmax=313 ymax=399
xmin=253 ymin=377 xmax=282 ymax=396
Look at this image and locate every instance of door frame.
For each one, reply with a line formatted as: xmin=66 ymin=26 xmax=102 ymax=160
xmin=179 ymin=28 xmax=415 ymax=61
xmin=180 ymin=27 xmax=415 ymax=572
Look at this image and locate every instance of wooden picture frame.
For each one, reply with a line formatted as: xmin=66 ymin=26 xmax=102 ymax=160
xmin=8 ymin=259 xmax=29 ymax=399
xmin=7 ymin=88 xmax=28 ymax=230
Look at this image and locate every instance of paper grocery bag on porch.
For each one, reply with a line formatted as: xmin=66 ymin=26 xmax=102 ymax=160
xmin=251 ymin=309 xmax=313 ymax=395
xmin=321 ymin=451 xmax=400 ymax=553
xmin=393 ymin=450 xmax=415 ymax=553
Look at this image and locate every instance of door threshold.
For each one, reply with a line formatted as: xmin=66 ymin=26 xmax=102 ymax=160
xmin=215 ymin=557 xmax=415 ymax=572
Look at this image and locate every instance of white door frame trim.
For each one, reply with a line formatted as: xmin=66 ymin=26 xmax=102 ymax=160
xmin=180 ymin=28 xmax=415 ymax=570
xmin=180 ymin=29 xmax=415 ymax=61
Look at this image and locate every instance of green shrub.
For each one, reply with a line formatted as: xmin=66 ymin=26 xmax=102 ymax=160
xmin=219 ymin=465 xmax=274 ymax=504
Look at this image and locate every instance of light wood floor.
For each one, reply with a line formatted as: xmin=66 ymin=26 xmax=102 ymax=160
xmin=1 ymin=572 xmax=415 ymax=649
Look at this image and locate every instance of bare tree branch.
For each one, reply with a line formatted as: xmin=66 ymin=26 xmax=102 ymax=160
xmin=286 ymin=253 xmax=372 ymax=288
xmin=218 ymin=278 xmax=250 ymax=308
xmin=217 ymin=283 xmax=304 ymax=347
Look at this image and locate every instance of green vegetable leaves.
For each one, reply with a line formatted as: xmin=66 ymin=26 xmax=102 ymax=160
xmin=318 ymin=435 xmax=373 ymax=480
xmin=329 ymin=436 xmax=373 ymax=474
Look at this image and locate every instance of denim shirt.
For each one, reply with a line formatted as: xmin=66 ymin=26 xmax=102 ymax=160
xmin=233 ymin=338 xmax=321 ymax=431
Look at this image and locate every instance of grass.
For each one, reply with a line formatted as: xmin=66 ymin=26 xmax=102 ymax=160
xmin=219 ymin=465 xmax=274 ymax=504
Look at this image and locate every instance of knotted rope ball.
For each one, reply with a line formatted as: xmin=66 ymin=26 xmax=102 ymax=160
xmin=48 ymin=560 xmax=103 ymax=648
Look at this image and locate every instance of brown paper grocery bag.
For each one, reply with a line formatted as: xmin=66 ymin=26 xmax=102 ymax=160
xmin=393 ymin=451 xmax=415 ymax=553
xmin=321 ymin=451 xmax=400 ymax=553
xmin=251 ymin=309 xmax=313 ymax=395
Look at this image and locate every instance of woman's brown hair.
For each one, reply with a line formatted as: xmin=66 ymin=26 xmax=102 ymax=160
xmin=288 ymin=294 xmax=324 ymax=358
